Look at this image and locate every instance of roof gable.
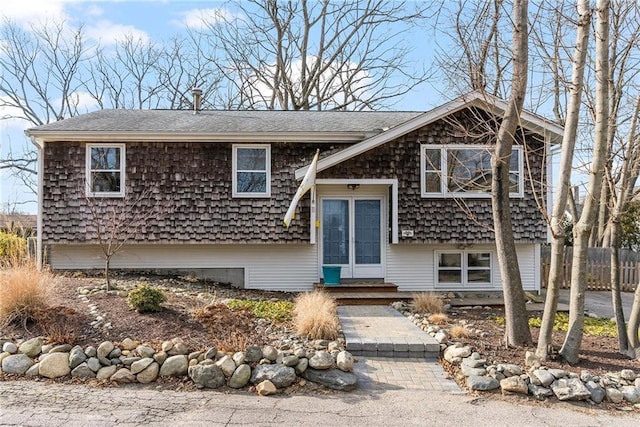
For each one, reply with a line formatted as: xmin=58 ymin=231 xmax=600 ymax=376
xmin=295 ymin=91 xmax=563 ymax=179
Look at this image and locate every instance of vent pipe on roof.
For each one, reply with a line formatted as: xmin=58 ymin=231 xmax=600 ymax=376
xmin=192 ymin=86 xmax=202 ymax=114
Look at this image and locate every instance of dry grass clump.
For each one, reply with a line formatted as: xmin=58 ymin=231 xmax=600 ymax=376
xmin=293 ymin=291 xmax=339 ymax=340
xmin=427 ymin=313 xmax=450 ymax=325
xmin=412 ymin=292 xmax=444 ymax=315
xmin=0 ymin=260 xmax=55 ymax=328
xmin=450 ymin=325 xmax=473 ymax=339
xmin=0 ymin=231 xmax=29 ymax=268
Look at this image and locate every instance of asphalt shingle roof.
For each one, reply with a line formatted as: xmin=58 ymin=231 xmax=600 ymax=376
xmin=27 ymin=109 xmax=422 ymax=134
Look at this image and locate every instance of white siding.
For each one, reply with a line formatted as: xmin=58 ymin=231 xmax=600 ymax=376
xmin=49 ymin=244 xmax=318 ymax=291
xmin=386 ymin=243 xmax=539 ymax=292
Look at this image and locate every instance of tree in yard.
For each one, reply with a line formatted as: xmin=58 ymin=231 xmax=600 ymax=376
xmin=490 ymin=0 xmax=532 ymax=347
xmin=559 ymin=0 xmax=611 ymax=364
xmin=84 ymin=186 xmax=166 ymax=291
xmin=536 ymin=0 xmax=592 ymax=360
xmin=194 ymin=0 xmax=432 ymax=111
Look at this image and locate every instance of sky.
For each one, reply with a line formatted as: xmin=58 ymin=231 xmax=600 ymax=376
xmin=0 ymin=0 xmax=445 ymax=214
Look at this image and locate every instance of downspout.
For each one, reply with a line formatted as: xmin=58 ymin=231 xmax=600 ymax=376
xmin=29 ymin=136 xmax=44 ymax=270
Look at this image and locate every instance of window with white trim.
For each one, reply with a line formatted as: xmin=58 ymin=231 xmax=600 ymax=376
xmin=421 ymin=145 xmax=523 ymax=197
xmin=232 ymin=144 xmax=271 ymax=197
xmin=86 ymin=144 xmax=125 ymax=197
xmin=436 ymin=251 xmax=492 ymax=286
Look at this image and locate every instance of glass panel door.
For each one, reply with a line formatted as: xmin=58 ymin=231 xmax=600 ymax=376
xmin=322 ymin=199 xmax=349 ymax=265
xmin=355 ymin=200 xmax=381 ymax=265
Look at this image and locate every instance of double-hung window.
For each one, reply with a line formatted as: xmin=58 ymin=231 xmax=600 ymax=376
xmin=232 ymin=144 xmax=271 ymax=197
xmin=421 ymin=145 xmax=523 ymax=197
xmin=86 ymin=144 xmax=125 ymax=197
xmin=436 ymin=251 xmax=492 ymax=287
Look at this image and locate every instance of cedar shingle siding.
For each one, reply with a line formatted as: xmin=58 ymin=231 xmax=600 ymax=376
xmin=42 ymin=109 xmax=547 ymax=246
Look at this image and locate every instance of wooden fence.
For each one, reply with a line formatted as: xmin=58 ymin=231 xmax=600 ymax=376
xmin=540 ymin=247 xmax=638 ymax=292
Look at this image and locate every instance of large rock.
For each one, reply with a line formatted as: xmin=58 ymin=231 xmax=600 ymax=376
xmin=136 ymin=362 xmax=159 ymax=384
xmin=308 ymin=351 xmax=334 ymax=370
xmin=621 ymin=386 xmax=640 ymax=403
xmin=336 ymin=351 xmax=354 ymax=372
xmin=1 ymin=354 xmax=34 ymax=374
xmin=250 ymin=364 xmax=296 ymax=388
xmin=496 ymin=364 xmax=522 ymax=377
xmin=467 ymin=375 xmax=499 ymax=391
xmin=528 ymin=384 xmax=553 ymax=400
xmin=620 ymin=370 xmax=636 ymax=381
xmin=282 ymin=355 xmax=299 ymax=367
xmin=2 ymin=342 xmax=18 ymax=354
xmin=87 ymin=357 xmax=101 ymax=373
xmin=159 ymin=355 xmax=188 ymax=377
xmin=110 ymin=368 xmax=136 ymax=383
xmin=39 ymin=352 xmax=71 ymax=379
xmin=229 ymin=364 xmax=252 ymax=389
xmin=18 ymin=337 xmax=43 ymax=358
xmin=586 ymin=381 xmax=606 ymax=404
xmin=71 ymin=362 xmax=96 ymax=379
xmin=606 ymin=387 xmax=624 ymax=403
xmin=443 ymin=345 xmax=471 ymax=364
xmin=188 ymin=364 xmax=225 ymax=389
xmin=96 ymin=365 xmax=118 ymax=380
xmin=245 ymin=346 xmax=263 ymax=363
xmin=256 ymin=380 xmax=278 ymax=396
xmin=531 ymin=370 xmax=555 ymax=387
xmin=136 ymin=345 xmax=155 ymax=359
xmin=97 ymin=341 xmax=115 ymax=359
xmin=69 ymin=346 xmax=87 ymax=369
xmin=262 ymin=345 xmax=278 ymax=362
xmin=215 ymin=355 xmax=237 ymax=377
xmin=500 ymin=376 xmax=528 ymax=394
xmin=120 ymin=338 xmax=138 ymax=351
xmin=302 ymin=368 xmax=358 ymax=391
xmin=295 ymin=358 xmax=309 ymax=375
xmin=130 ymin=358 xmax=154 ymax=375
xmin=461 ymin=364 xmax=486 ymax=377
xmin=550 ymin=378 xmax=592 ymax=401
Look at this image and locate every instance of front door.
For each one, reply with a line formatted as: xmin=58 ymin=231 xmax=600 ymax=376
xmin=321 ymin=197 xmax=383 ymax=279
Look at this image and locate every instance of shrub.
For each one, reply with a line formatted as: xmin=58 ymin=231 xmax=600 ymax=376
xmin=412 ymin=292 xmax=444 ymax=315
xmin=293 ymin=291 xmax=339 ymax=340
xmin=450 ymin=324 xmax=472 ymax=339
xmin=0 ymin=260 xmax=53 ymax=327
xmin=226 ymin=299 xmax=294 ymax=322
xmin=0 ymin=231 xmax=28 ymax=267
xmin=127 ymin=283 xmax=167 ymax=313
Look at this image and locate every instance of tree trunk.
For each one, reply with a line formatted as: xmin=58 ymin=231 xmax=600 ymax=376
xmin=536 ymin=0 xmax=591 ymax=360
xmin=609 ymin=223 xmax=629 ymax=353
xmin=559 ymin=0 xmax=610 ymax=365
xmin=105 ymin=256 xmax=112 ymax=292
xmin=627 ymin=283 xmax=640 ymax=355
xmin=492 ymin=0 xmax=532 ymax=347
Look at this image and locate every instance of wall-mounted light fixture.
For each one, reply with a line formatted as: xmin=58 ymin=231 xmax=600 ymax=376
xmin=347 ymin=183 xmax=360 ymax=191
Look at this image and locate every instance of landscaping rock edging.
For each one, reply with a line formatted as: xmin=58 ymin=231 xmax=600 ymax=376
xmin=0 ymin=336 xmax=357 ymax=394
xmin=394 ymin=302 xmax=640 ymax=408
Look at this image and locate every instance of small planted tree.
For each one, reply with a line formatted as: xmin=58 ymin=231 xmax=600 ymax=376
xmin=84 ymin=185 xmax=165 ymax=291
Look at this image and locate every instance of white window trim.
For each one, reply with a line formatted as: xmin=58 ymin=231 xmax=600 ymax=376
xmin=420 ymin=144 xmax=524 ymax=198
xmin=435 ymin=250 xmax=493 ymax=287
xmin=232 ymin=144 xmax=271 ymax=198
xmin=85 ymin=143 xmax=126 ymax=198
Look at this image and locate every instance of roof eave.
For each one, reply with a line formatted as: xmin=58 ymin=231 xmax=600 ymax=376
xmin=23 ymin=130 xmax=369 ymax=143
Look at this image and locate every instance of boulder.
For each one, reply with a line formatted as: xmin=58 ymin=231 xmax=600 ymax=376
xmin=606 ymin=387 xmax=624 ymax=404
xmin=262 ymin=345 xmax=278 ymax=362
xmin=215 ymin=355 xmax=237 ymax=377
xmin=245 ymin=346 xmax=263 ymax=363
xmin=550 ymin=378 xmax=592 ymax=401
xmin=97 ymin=341 xmax=115 ymax=359
xmin=69 ymin=346 xmax=87 ymax=369
xmin=2 ymin=342 xmax=18 ymax=354
xmin=39 ymin=352 xmax=71 ymax=379
xmin=256 ymin=380 xmax=278 ymax=396
xmin=295 ymin=358 xmax=309 ymax=375
xmin=25 ymin=363 xmax=40 ymax=377
xmin=302 ymin=368 xmax=357 ymax=391
xmin=160 ymin=355 xmax=188 ymax=377
xmin=528 ymin=384 xmax=553 ymax=400
xmin=110 ymin=368 xmax=136 ymax=383
xmin=96 ymin=365 xmax=118 ymax=380
xmin=524 ymin=351 xmax=541 ymax=369
xmin=87 ymin=357 xmax=101 ymax=373
xmin=531 ymin=370 xmax=555 ymax=387
xmin=620 ymin=370 xmax=636 ymax=381
xmin=167 ymin=342 xmax=189 ymax=356
xmin=443 ymin=345 xmax=471 ymax=364
xmin=71 ymin=362 xmax=96 ymax=379
xmin=466 ymin=375 xmax=499 ymax=391
xmin=500 ymin=376 xmax=528 ymax=394
xmin=188 ymin=364 xmax=225 ymax=389
xmin=1 ymin=354 xmax=34 ymax=374
xmin=621 ymin=386 xmax=640 ymax=404
xmin=232 ymin=352 xmax=246 ymax=366
xmin=308 ymin=351 xmax=334 ymax=370
xmin=496 ymin=363 xmax=522 ymax=377
xmin=137 ymin=345 xmax=156 ymax=359
xmin=585 ymin=381 xmax=605 ymax=404
xmin=18 ymin=337 xmax=43 ymax=358
xmin=120 ymin=338 xmax=138 ymax=351
xmin=130 ymin=358 xmax=154 ymax=375
xmin=336 ymin=351 xmax=354 ymax=372
xmin=154 ymin=351 xmax=167 ymax=365
xmin=136 ymin=362 xmax=159 ymax=384
xmin=204 ymin=347 xmax=218 ymax=361
xmin=250 ymin=364 xmax=296 ymax=388
xmin=461 ymin=365 xmax=487 ymax=377
xmin=84 ymin=346 xmax=97 ymax=358
xmin=229 ymin=364 xmax=252 ymax=389
xmin=49 ymin=344 xmax=72 ymax=353
xmin=282 ymin=355 xmax=299 ymax=367
xmin=434 ymin=330 xmax=448 ymax=344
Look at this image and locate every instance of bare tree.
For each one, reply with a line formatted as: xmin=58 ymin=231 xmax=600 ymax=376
xmin=195 ymin=0 xmax=431 ymax=110
xmin=84 ymin=186 xmax=166 ymax=291
xmin=490 ymin=0 xmax=532 ymax=347
xmin=559 ymin=0 xmax=611 ymax=365
xmin=536 ymin=0 xmax=592 ymax=361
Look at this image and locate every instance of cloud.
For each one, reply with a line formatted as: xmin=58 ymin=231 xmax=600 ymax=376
xmin=85 ymin=19 xmax=149 ymax=45
xmin=173 ymin=8 xmax=234 ymax=30
xmin=0 ymin=0 xmax=69 ymax=25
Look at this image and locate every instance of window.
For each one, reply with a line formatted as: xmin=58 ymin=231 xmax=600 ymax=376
xmin=436 ymin=251 xmax=492 ymax=286
xmin=232 ymin=144 xmax=271 ymax=197
xmin=86 ymin=144 xmax=125 ymax=197
xmin=421 ymin=145 xmax=523 ymax=197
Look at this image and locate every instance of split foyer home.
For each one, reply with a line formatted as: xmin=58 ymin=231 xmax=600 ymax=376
xmin=25 ymin=91 xmax=563 ymax=292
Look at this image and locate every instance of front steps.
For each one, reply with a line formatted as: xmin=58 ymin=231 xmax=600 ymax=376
xmin=314 ymin=282 xmax=414 ymax=305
